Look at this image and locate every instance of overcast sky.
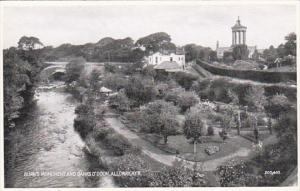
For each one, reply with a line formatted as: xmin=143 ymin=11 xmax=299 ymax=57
xmin=2 ymin=2 xmax=297 ymax=50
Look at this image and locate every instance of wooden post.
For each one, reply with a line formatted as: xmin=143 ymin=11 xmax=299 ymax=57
xmin=194 ymin=140 xmax=197 ymax=161
xmin=237 ymin=110 xmax=241 ymax=135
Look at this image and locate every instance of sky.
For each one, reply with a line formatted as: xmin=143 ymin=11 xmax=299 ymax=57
xmin=2 ymin=2 xmax=298 ymax=50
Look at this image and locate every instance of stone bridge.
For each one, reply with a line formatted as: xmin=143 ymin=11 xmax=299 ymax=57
xmin=40 ymin=62 xmax=67 ymax=81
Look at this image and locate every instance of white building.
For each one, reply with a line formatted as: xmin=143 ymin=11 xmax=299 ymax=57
xmin=147 ymin=51 xmax=185 ymax=72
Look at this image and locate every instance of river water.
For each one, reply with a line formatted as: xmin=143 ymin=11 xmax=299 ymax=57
xmin=5 ymin=81 xmax=114 ymax=188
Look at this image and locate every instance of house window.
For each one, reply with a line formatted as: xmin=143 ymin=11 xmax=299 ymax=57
xmin=178 ymin=57 xmax=180 ymax=61
xmin=170 ymin=57 xmax=173 ymax=61
xmin=156 ymin=57 xmax=158 ymax=64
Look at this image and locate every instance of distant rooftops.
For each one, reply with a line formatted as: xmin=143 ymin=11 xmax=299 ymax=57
xmin=154 ymin=61 xmax=181 ymax=70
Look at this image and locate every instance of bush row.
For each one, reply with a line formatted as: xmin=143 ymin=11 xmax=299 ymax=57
xmin=192 ymin=77 xmax=296 ymax=104
xmin=196 ymin=60 xmax=296 ymax=83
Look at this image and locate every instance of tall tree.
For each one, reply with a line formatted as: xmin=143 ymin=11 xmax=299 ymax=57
xmin=140 ymin=100 xmax=180 ymax=143
xmin=232 ymin=44 xmax=249 ymax=60
xmin=284 ymin=32 xmax=296 ymax=56
xmin=18 ymin=36 xmax=44 ymax=50
xmin=135 ymin=32 xmax=175 ymax=54
xmin=184 ymin=106 xmax=207 ymax=159
xmin=65 ymin=57 xmax=86 ymax=83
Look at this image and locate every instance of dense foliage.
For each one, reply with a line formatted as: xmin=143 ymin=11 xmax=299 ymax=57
xmin=232 ymin=44 xmax=249 ymax=60
xmin=139 ymin=100 xmax=180 ymax=143
xmin=124 ymin=75 xmax=157 ymax=106
xmin=4 ymin=36 xmax=45 ymax=130
xmin=262 ymin=32 xmax=296 ymax=67
xmin=65 ymin=57 xmax=86 ymax=83
xmin=184 ymin=106 xmax=207 ymax=143
xmin=135 ymin=32 xmax=176 ymax=54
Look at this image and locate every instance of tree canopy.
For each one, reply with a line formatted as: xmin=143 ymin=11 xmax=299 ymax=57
xmin=135 ymin=32 xmax=175 ymax=54
xmin=18 ymin=36 xmax=44 ymax=50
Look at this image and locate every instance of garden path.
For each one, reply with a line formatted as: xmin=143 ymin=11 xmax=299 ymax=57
xmin=105 ymin=117 xmax=254 ymax=171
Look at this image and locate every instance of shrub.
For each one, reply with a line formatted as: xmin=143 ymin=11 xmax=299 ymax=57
xmin=150 ymin=160 xmax=207 ymax=187
xmin=74 ymin=116 xmax=95 ymax=139
xmin=139 ymin=100 xmax=180 ymax=143
xmin=173 ymin=71 xmax=199 ymax=90
xmin=196 ymin=60 xmax=296 ymax=83
xmin=217 ymin=160 xmax=258 ymax=186
xmin=103 ymin=133 xmax=132 ymax=156
xmin=125 ymin=75 xmax=157 ymax=106
xmin=207 ymin=126 xmax=214 ymax=136
xmin=108 ymin=92 xmax=130 ymax=112
xmin=164 ymin=87 xmax=185 ymax=104
xmin=93 ymin=124 xmax=113 ymax=141
xmin=177 ymin=91 xmax=200 ymax=112
xmin=65 ymin=57 xmax=85 ymax=83
xmin=112 ymin=154 xmax=152 ymax=187
xmin=102 ymin=73 xmax=128 ymax=91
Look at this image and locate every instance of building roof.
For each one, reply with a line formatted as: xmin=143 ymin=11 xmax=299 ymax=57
xmin=231 ymin=17 xmax=247 ymax=30
xmin=216 ymin=47 xmax=232 ymax=52
xmin=149 ymin=49 xmax=185 ymax=56
xmin=154 ymin=61 xmax=181 ymax=70
xmin=100 ymin=86 xmax=112 ymax=93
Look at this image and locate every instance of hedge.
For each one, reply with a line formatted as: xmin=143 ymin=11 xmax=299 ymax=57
xmin=196 ymin=60 xmax=296 ymax=83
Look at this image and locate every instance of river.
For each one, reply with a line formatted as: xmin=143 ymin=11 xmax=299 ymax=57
xmin=5 ymin=81 xmax=114 ymax=188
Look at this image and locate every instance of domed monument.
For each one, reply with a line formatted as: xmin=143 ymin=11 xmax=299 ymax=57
xmin=216 ymin=17 xmax=257 ymax=59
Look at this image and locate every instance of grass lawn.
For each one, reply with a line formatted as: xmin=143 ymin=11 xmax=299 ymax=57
xmin=166 ymin=133 xmax=253 ymax=162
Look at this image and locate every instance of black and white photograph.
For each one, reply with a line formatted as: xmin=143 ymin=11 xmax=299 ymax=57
xmin=1 ymin=0 xmax=299 ymax=189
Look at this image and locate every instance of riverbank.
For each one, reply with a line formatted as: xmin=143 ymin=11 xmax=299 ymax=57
xmin=5 ymin=82 xmax=115 ymax=188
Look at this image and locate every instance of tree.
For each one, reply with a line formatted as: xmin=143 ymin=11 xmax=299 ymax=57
xmin=228 ymin=90 xmax=241 ymax=135
xmin=284 ymin=32 xmax=296 ymax=56
xmin=174 ymin=71 xmax=199 ymax=90
xmin=104 ymin=63 xmax=117 ymax=73
xmin=264 ymin=94 xmax=292 ymax=120
xmin=245 ymin=86 xmax=267 ymax=112
xmin=109 ymin=92 xmax=130 ymax=112
xmin=140 ymin=100 xmax=180 ymax=143
xmin=4 ymin=43 xmax=43 ymax=130
xmin=177 ymin=91 xmax=200 ymax=112
xmin=89 ymin=69 xmax=101 ymax=91
xmin=184 ymin=106 xmax=207 ymax=158
xmin=18 ymin=36 xmax=44 ymax=50
xmin=135 ymin=32 xmax=174 ymax=54
xmin=232 ymin=44 xmax=249 ymax=60
xmin=102 ymin=73 xmax=128 ymax=91
xmin=164 ymin=87 xmax=185 ymax=104
xmin=223 ymin=51 xmax=234 ymax=63
xmin=159 ymin=108 xmax=180 ymax=144
xmin=125 ymin=75 xmax=157 ymax=106
xmin=65 ymin=57 xmax=85 ymax=83
xmin=184 ymin=44 xmax=212 ymax=62
xmin=263 ymin=45 xmax=278 ymax=64
xmin=209 ymin=50 xmax=218 ymax=62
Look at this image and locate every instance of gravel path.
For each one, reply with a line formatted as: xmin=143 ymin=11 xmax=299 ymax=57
xmin=105 ymin=117 xmax=252 ymax=171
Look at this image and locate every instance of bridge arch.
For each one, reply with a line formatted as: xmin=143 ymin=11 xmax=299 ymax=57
xmin=40 ymin=65 xmax=66 ymax=81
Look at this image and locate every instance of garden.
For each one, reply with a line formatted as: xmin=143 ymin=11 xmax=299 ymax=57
xmin=67 ymin=57 xmax=296 ymax=187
